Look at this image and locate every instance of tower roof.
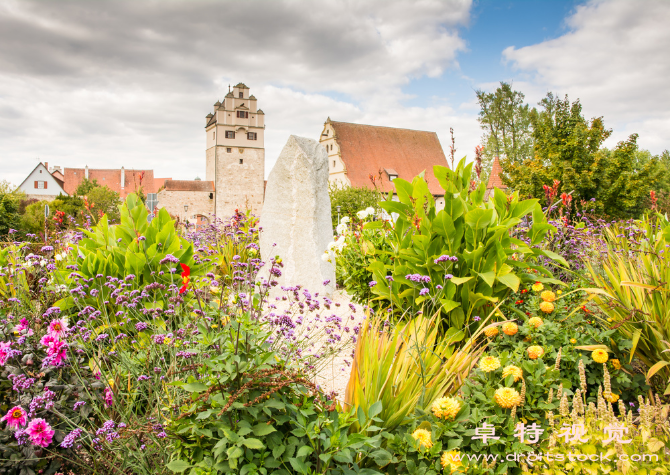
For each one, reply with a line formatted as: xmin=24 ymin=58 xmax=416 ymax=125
xmin=486 ymin=156 xmax=507 ymax=190
xmin=234 ymin=82 xmax=249 ymax=89
xmin=327 ymin=121 xmax=449 ymax=195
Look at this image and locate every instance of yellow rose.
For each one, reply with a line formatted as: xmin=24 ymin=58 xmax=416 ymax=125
xmin=479 ymin=356 xmax=501 ymax=373
xmin=527 ymin=346 xmax=544 ymax=359
xmin=528 ymin=317 xmax=543 ymax=328
xmin=411 ymin=428 xmax=433 ymax=449
xmin=502 ymin=322 xmax=518 ymax=336
xmin=431 ymin=397 xmax=460 ymax=420
xmin=441 ymin=450 xmax=463 ymax=473
xmin=532 ymin=282 xmax=544 ymax=292
xmin=484 ymin=326 xmax=499 ymax=338
xmin=494 ymin=387 xmax=522 ymax=408
xmin=502 ymin=365 xmax=523 ymax=382
xmin=539 ymin=301 xmax=554 ymax=313
xmin=592 ymin=349 xmax=608 ymax=364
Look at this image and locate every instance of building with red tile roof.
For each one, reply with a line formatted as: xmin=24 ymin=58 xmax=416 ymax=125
xmin=319 ymin=119 xmax=449 ymax=197
xmin=62 ymin=167 xmax=167 ymax=198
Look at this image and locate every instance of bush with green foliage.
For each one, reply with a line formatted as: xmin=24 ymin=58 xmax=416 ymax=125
xmin=0 ymin=193 xmax=21 ymax=236
xmin=365 ymin=158 xmax=564 ymax=331
xmin=328 ymin=184 xmax=379 ymax=228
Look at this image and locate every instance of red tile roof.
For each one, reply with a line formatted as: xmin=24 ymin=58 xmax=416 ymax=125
xmin=163 ymin=180 xmax=214 ymax=192
xmin=63 ymin=168 xmax=164 ymax=197
xmin=486 ymin=156 xmax=507 ymax=190
xmin=329 ymin=121 xmax=449 ymax=195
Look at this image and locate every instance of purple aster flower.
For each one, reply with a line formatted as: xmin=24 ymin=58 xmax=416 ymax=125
xmin=419 ymin=288 xmax=429 ymax=296
xmin=368 ymin=281 xmax=377 ymax=287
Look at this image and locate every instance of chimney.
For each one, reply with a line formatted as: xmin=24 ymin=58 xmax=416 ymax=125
xmin=121 ymin=167 xmax=125 ymax=189
xmin=85 ymin=165 xmax=89 ymax=180
xmin=44 ymin=162 xmax=49 ymax=171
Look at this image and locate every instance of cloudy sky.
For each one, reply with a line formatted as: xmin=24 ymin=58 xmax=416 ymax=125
xmin=2 ymin=0 xmax=669 ymax=185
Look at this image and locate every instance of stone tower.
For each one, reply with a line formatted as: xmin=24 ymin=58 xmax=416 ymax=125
xmin=205 ymin=83 xmax=265 ymax=218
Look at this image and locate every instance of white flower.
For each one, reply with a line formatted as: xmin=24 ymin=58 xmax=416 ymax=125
xmin=336 ymin=223 xmax=348 ymax=235
xmin=365 ymin=207 xmax=375 ymax=216
xmin=23 ymin=262 xmax=33 ymax=268
xmin=40 ymin=260 xmax=47 ymax=267
xmin=327 ymin=241 xmax=337 ymax=251
xmin=357 ymin=210 xmax=368 ymax=220
xmin=55 ymin=254 xmax=63 ymax=261
xmin=321 ymin=252 xmax=332 ymax=263
xmin=341 ymin=216 xmax=350 ymax=224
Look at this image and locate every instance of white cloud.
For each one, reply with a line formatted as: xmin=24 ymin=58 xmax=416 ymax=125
xmin=0 ymin=0 xmax=475 ymax=184
xmin=502 ymin=0 xmax=670 ymax=153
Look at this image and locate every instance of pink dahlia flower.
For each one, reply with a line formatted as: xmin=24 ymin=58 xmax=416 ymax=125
xmin=2 ymin=406 xmax=27 ymax=429
xmin=40 ymin=334 xmax=57 ymax=347
xmin=48 ymin=318 xmax=69 ymax=339
xmin=0 ymin=341 xmax=12 ymax=366
xmin=104 ymin=387 xmax=114 ymax=407
xmin=46 ymin=340 xmax=68 ymax=366
xmin=26 ymin=418 xmax=55 ymax=448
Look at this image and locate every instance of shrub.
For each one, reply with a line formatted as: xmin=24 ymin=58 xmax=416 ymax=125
xmin=328 ymin=183 xmax=380 ymax=229
xmin=344 ymin=312 xmax=485 ymax=434
xmin=585 ymin=215 xmax=670 ymax=390
xmin=366 ymin=158 xmax=564 ymax=331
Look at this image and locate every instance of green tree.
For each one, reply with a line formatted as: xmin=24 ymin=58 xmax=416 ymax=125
xmin=475 ymin=82 xmax=534 ymax=182
xmin=328 ymin=184 xmax=379 ymax=228
xmin=0 ymin=194 xmax=21 ymax=237
xmin=505 ymin=93 xmax=661 ymax=218
xmin=20 ymin=200 xmax=50 ymax=234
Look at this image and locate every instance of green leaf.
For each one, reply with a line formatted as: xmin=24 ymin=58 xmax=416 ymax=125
xmin=227 ymin=446 xmax=244 ymax=459
xmin=370 ymin=449 xmax=392 ymax=467
xmin=464 ymin=209 xmax=494 ymax=230
xmin=166 ymin=460 xmax=191 ymax=473
xmin=369 ymin=400 xmax=383 ymax=418
xmin=252 ymin=424 xmax=276 ymax=437
xmin=497 ymin=273 xmax=521 ymax=292
xmin=288 ymin=458 xmax=310 ymax=474
xmin=242 ymin=438 xmax=264 ymax=449
xmin=296 ymin=446 xmax=314 ymax=458
xmin=182 ymin=382 xmax=208 ymax=392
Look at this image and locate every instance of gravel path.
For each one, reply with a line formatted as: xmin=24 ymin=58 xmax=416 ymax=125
xmin=313 ymin=290 xmax=365 ymax=401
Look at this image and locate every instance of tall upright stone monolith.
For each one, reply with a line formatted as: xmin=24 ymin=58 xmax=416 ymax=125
xmin=259 ymin=135 xmax=335 ymax=297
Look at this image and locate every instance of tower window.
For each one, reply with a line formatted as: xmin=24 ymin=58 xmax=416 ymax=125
xmin=333 ymin=160 xmax=336 ymax=167
xmin=239 ymin=159 xmax=243 ymax=164
xmin=236 ymin=111 xmax=248 ymax=118
xmin=239 ymin=92 xmax=243 ymax=98
xmin=225 ymin=131 xmax=235 ymax=139
xmin=330 ymin=144 xmax=333 ymax=151
xmin=227 ymin=148 xmax=232 ymax=153
xmin=247 ymin=132 xmax=257 ymax=140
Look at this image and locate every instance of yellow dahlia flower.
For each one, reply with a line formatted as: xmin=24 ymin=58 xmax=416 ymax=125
xmin=502 ymin=365 xmax=523 ymax=382
xmin=431 ymin=397 xmax=460 ymax=420
xmin=592 ymin=349 xmax=608 ymax=364
xmin=411 ymin=428 xmax=433 ymax=449
xmin=527 ymin=346 xmax=544 ymax=359
xmin=484 ymin=326 xmax=499 ymax=338
xmin=605 ymin=393 xmax=620 ymax=403
xmin=494 ymin=387 xmax=522 ymax=408
xmin=540 ymin=290 xmax=556 ymax=302
xmin=528 ymin=317 xmax=543 ymax=328
xmin=502 ymin=322 xmax=518 ymax=336
xmin=611 ymin=359 xmax=621 ymax=370
xmin=532 ymin=282 xmax=544 ymax=292
xmin=539 ymin=301 xmax=554 ymax=313
xmin=479 ymin=356 xmax=501 ymax=373
xmin=441 ymin=450 xmax=463 ymax=473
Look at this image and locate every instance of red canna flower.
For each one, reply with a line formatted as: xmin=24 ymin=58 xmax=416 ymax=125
xmin=179 ymin=264 xmax=191 ymax=294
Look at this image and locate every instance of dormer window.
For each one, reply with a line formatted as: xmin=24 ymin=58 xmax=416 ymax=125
xmin=239 ymin=92 xmax=243 ymax=98
xmin=385 ymin=168 xmax=399 ymax=181
xmin=237 ymin=111 xmax=248 ymax=118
